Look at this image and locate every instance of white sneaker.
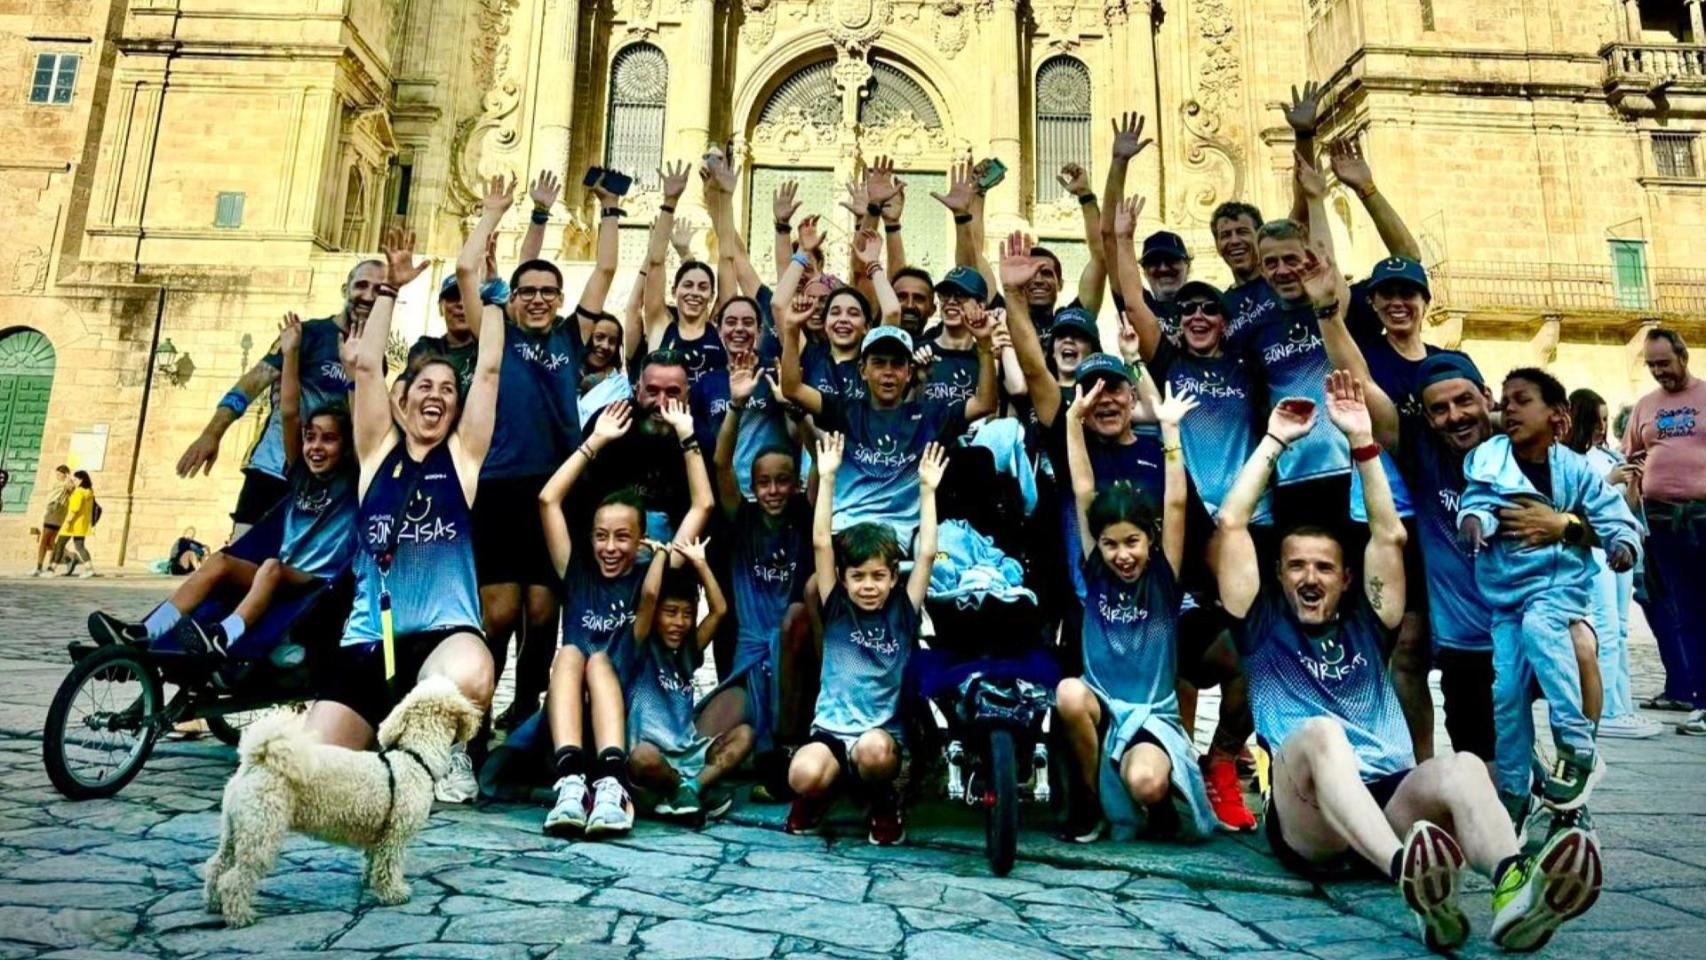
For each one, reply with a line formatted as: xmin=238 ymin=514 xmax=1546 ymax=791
xmin=30 ymin=569 xmax=42 ymax=578
xmin=543 ymin=774 xmax=590 ymax=836
xmin=77 ymin=569 xmax=96 ymax=579
xmin=1597 ymin=713 xmax=1664 ymax=739
xmin=433 ymin=746 xmax=477 ymax=804
xmin=1678 ymin=709 xmax=1706 ymax=737
xmin=584 ymin=776 xmax=634 ymax=836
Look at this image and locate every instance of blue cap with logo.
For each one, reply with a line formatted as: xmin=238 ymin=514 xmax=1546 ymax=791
xmin=1140 ymin=230 xmax=1191 ymax=265
xmin=860 ymin=325 xmax=915 ymax=359
xmin=439 ymin=275 xmax=460 ymax=300
xmin=934 ymin=265 xmax=989 ymax=303
xmin=1417 ymin=350 xmax=1483 ymax=389
xmin=1073 ymin=352 xmax=1135 ymax=387
xmin=1050 ymin=305 xmax=1100 ymax=346
xmin=1367 ymin=256 xmax=1431 ymax=301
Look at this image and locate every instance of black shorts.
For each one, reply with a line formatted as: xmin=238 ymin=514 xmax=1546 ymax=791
xmin=319 ymin=627 xmax=482 ymax=730
xmin=1436 ymin=647 xmax=1495 ymax=761
xmin=473 ymin=475 xmax=556 ymax=588
xmin=1263 ymin=766 xmax=1412 ymax=879
xmin=232 ymin=470 xmax=291 ymax=526
xmin=1177 ymin=600 xmax=1232 ymax=688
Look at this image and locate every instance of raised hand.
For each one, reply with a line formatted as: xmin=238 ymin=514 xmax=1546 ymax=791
xmin=659 ymin=397 xmax=695 ymax=440
xmin=1328 ymin=138 xmax=1373 ymax=193
xmin=338 ymin=315 xmax=364 ymax=370
xmin=796 ymin=215 xmax=825 ymax=254
xmin=1116 ymin=313 xmax=1141 ymax=362
xmin=1323 ymin=370 xmax=1373 ymax=443
xmin=483 ymin=232 xmax=500 ymax=282
xmin=963 ymin=300 xmax=993 ymax=340
xmin=709 ymin=154 xmax=739 ymax=196
xmin=659 ymin=160 xmax=691 ymax=201
xmin=1154 ymin=383 xmax=1200 ymax=429
xmin=278 ymin=312 xmax=303 ymax=355
xmin=1110 ymin=112 xmax=1153 ymax=161
xmin=931 ymin=158 xmax=976 ymax=214
xmin=838 ymin=174 xmax=872 ymax=217
xmin=1300 ymin=239 xmax=1349 ymax=311
xmin=918 ymin=442 xmax=949 ymax=491
xmin=1268 ymin=397 xmax=1318 ymax=445
xmin=381 ymin=225 xmax=430 ymax=287
xmin=530 ymin=169 xmax=562 ymax=210
xmin=481 ymin=172 xmax=518 ymax=215
xmin=592 ymin=401 xmax=633 ymax=443
xmin=670 ymin=536 xmax=711 ymax=566
xmin=866 ymin=155 xmax=901 ymax=206
xmin=1056 ymin=163 xmax=1090 ymax=198
xmin=1069 ymin=381 xmax=1107 ymax=422
xmin=989 ymin=320 xmax=1013 ymax=355
xmin=1294 ymin=149 xmax=1327 ymax=201
xmin=816 ymin=431 xmax=845 ymax=476
xmin=851 ymin=228 xmax=882 ymax=270
xmin=773 ymin=180 xmax=801 ymax=225
xmin=1283 ymin=81 xmax=1322 ymax=136
xmin=728 ymin=351 xmax=760 ymax=405
xmin=999 ymin=231 xmax=1041 ymax=289
xmin=671 ymin=218 xmax=694 ymax=259
xmin=880 ymin=181 xmax=906 ymax=221
xmin=1113 ymin=195 xmax=1145 ymax=239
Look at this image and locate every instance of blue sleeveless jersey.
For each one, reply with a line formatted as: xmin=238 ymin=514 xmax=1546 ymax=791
xmin=342 ymin=440 xmax=481 ymax=645
xmin=1149 ymin=341 xmax=1270 ymax=522
xmin=484 ymin=316 xmax=583 ymax=480
xmin=727 ymin=499 xmax=811 ymax=672
xmin=660 ymin=319 xmax=728 ymax=387
xmin=250 ymin=317 xmax=353 ymax=479
xmin=1241 ymin=302 xmax=1351 ymax=485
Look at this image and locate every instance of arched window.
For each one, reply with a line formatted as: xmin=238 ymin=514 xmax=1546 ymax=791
xmin=0 ymin=329 xmax=56 ymax=514
xmin=606 ymin=43 xmax=668 ymax=190
xmin=858 ymin=60 xmax=941 ymax=130
xmin=1035 ymin=56 xmax=1091 ymax=204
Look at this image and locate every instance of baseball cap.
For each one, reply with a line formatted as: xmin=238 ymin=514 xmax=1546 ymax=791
xmin=934 ymin=266 xmax=989 ymax=303
xmin=1073 ymin=352 xmax=1135 ymax=387
xmin=1140 ymin=231 xmax=1191 ymax=265
xmin=439 ymin=275 xmax=460 ymax=300
xmin=1050 ymin=305 xmax=1100 ymax=346
xmin=1174 ymin=280 xmax=1228 ymax=311
xmin=1417 ymin=351 xmax=1484 ymax=390
xmin=1367 ymin=256 xmax=1431 ymax=301
xmin=860 ymin=326 xmax=915 ymax=359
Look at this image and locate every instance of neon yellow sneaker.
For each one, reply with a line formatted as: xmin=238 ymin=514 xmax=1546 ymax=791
xmin=1490 ymin=825 xmax=1602 ymax=952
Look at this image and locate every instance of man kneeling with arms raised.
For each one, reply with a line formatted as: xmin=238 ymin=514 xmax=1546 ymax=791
xmin=1214 ymin=371 xmax=1601 ymax=953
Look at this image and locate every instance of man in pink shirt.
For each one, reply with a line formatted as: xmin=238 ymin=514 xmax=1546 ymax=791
xmin=1624 ymin=328 xmax=1706 ymax=734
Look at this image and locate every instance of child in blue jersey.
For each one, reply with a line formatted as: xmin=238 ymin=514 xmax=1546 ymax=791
xmin=626 ymin=537 xmax=750 ymax=820
xmin=1458 ymin=368 xmax=1642 ymax=818
xmin=1054 ymin=379 xmax=1219 ymax=843
xmin=538 ymin=398 xmax=713 ymax=839
xmin=785 ymin=434 xmax=946 ymax=845
xmin=91 ymin=312 xmax=358 ymax=656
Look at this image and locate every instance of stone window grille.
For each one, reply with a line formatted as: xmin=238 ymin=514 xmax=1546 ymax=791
xmin=1035 ymin=56 xmax=1092 ymax=204
xmin=1652 ymin=132 xmax=1698 ymax=178
xmin=859 ymin=60 xmax=942 ymax=129
xmin=214 ymin=192 xmax=245 ymax=229
xmin=29 ymin=52 xmax=78 ymax=105
xmin=606 ymin=43 xmax=668 ymax=191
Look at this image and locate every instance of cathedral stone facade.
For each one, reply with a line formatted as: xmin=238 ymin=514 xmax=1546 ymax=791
xmin=1 ymin=0 xmax=1702 ymax=565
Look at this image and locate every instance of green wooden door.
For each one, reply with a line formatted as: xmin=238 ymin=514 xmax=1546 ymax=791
xmin=0 ymin=330 xmax=56 ymax=514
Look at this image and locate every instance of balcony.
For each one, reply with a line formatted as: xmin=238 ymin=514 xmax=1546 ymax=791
xmin=1428 ymin=260 xmax=1706 ymax=318
xmin=1602 ymin=42 xmax=1706 ymax=114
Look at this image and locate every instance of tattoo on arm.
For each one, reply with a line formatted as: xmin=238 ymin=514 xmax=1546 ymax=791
xmin=1368 ymin=574 xmax=1385 ymax=611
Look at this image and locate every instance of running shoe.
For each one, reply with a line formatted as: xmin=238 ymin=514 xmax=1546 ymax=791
xmin=543 ymin=774 xmax=589 ymax=836
xmin=1538 ymin=743 xmax=1603 ymax=811
xmin=434 ymin=746 xmax=478 ymax=804
xmin=1638 ymin=695 xmax=1691 ymax=712
xmin=77 ymin=569 xmax=97 ymax=579
xmin=701 ymin=786 xmax=735 ymax=821
xmin=1677 ymin=709 xmax=1706 ymax=736
xmin=655 ymin=779 xmax=702 ymax=817
xmin=585 ymin=776 xmax=635 ymax=836
xmin=867 ymin=790 xmax=906 ymax=846
xmin=1490 ymin=825 xmax=1602 ymax=952
xmin=1544 ymin=805 xmax=1595 ymax=841
xmin=1058 ymin=792 xmax=1107 ymax=844
xmin=1203 ymin=756 xmax=1258 ymax=832
xmin=1396 ymin=820 xmax=1469 ymax=952
xmin=88 ymin=611 xmax=148 ymax=647
xmin=174 ymin=619 xmax=229 ymax=658
xmin=785 ymin=794 xmax=830 ymax=835
xmin=1597 ymin=713 xmax=1664 ymax=739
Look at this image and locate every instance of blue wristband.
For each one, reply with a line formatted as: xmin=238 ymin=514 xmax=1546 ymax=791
xmin=480 ymin=278 xmax=510 ymax=306
xmin=218 ymin=389 xmax=250 ymax=417
xmin=530 ymin=210 xmax=550 ymax=226
xmin=790 ymin=252 xmax=810 ymax=269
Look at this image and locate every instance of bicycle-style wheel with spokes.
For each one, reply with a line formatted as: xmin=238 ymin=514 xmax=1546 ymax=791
xmin=43 ymin=644 xmax=165 ymax=799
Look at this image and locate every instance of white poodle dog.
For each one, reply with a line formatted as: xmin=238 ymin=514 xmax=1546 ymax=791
xmin=203 ymin=677 xmax=483 ymax=926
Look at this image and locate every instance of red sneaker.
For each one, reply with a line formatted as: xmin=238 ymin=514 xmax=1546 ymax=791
xmin=785 ymin=794 xmax=829 ymax=835
xmin=867 ymin=791 xmax=906 ymax=846
xmin=1203 ymin=756 xmax=1258 ymax=832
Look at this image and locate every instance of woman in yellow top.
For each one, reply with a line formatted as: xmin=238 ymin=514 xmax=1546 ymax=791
xmin=55 ymin=470 xmax=97 ymax=578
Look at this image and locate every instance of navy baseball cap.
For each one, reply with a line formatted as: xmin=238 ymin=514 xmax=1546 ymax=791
xmin=1417 ymin=351 xmax=1484 ymax=390
xmin=861 ymin=325 xmax=915 ymax=359
xmin=1050 ymin=305 xmax=1100 ymax=346
xmin=1174 ymin=280 xmax=1228 ymax=311
xmin=438 ymin=275 xmax=460 ymax=300
xmin=1367 ymin=256 xmax=1431 ymax=301
xmin=1140 ymin=231 xmax=1191 ymax=265
xmin=934 ymin=265 xmax=989 ymax=303
xmin=1073 ymin=352 xmax=1135 ymax=387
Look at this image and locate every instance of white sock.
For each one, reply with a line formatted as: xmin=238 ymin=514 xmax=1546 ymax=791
xmin=143 ymin=605 xmax=181 ymax=640
xmin=217 ymin=613 xmax=246 ymax=647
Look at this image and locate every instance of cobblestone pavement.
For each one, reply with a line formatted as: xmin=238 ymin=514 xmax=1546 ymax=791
xmin=1 ymin=578 xmax=1703 ymax=959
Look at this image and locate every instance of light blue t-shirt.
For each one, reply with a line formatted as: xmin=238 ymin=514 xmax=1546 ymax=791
xmin=812 ymin=585 xmax=919 ymax=737
xmin=277 ymin=461 xmax=357 ymax=579
xmin=1081 ymin=552 xmax=1181 ymax=713
xmin=1241 ymin=302 xmax=1351 ymax=486
xmin=815 ymin=395 xmax=969 ymax=546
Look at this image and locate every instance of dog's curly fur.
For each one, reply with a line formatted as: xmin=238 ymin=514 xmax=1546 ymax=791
xmin=203 ymin=677 xmax=483 ymax=926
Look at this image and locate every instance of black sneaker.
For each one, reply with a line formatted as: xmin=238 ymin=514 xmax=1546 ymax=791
xmin=88 ymin=611 xmax=148 ymax=647
xmin=175 ymin=619 xmax=229 ymax=658
xmin=1058 ymin=796 xmax=1107 ymax=844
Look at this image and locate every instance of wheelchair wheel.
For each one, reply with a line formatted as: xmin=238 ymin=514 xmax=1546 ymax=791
xmin=43 ymin=645 xmax=163 ymax=799
xmin=206 ymin=704 xmax=302 ymax=747
xmin=984 ymin=728 xmax=1019 ymax=877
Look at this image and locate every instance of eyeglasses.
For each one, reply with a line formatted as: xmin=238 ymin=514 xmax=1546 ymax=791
xmin=514 ymin=286 xmax=562 ymax=300
xmin=1179 ymin=300 xmax=1224 ymax=318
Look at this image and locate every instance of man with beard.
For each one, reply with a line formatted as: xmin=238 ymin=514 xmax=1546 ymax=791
xmin=177 ymin=258 xmax=384 ymax=539
xmin=891 ymin=267 xmax=934 ymax=341
xmin=583 ymin=352 xmax=700 ymax=541
xmin=1137 ymin=230 xmax=1192 ymax=341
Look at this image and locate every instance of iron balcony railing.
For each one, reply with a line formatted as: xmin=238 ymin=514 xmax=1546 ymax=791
xmin=1427 ymin=260 xmax=1706 ymax=316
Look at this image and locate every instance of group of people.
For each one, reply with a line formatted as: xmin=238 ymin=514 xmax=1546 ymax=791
xmin=31 ymin=463 xmax=98 ymax=578
xmin=80 ymin=87 xmax=1706 ymax=954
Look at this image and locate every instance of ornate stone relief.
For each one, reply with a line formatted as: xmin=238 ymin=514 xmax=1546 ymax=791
xmin=1048 ymin=0 xmax=1076 ymax=36
xmin=933 ymin=1 xmax=968 ymax=56
xmin=861 ymin=110 xmax=963 ymax=160
xmin=450 ymin=0 xmax=526 ymax=216
xmin=741 ymin=0 xmax=777 ymax=49
xmin=753 ymin=106 xmax=842 ymax=164
xmin=1177 ymin=0 xmax=1245 ymax=225
xmin=821 ymin=0 xmax=894 ymax=54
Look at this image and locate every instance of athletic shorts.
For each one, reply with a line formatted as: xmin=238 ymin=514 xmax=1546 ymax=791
xmin=1177 ymin=601 xmax=1232 ymax=688
xmin=1263 ymin=767 xmax=1413 ymax=879
xmin=473 ymin=475 xmax=556 ymax=588
xmin=232 ymin=470 xmax=291 ymax=526
xmin=320 ymin=627 xmax=482 ymax=730
xmin=808 ymin=727 xmax=904 ymax=782
xmin=1436 ymin=647 xmax=1495 ymax=761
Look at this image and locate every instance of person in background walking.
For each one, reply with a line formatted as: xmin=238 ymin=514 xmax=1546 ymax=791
xmin=55 ymin=471 xmax=97 ymax=578
xmin=32 ymin=465 xmax=72 ymax=576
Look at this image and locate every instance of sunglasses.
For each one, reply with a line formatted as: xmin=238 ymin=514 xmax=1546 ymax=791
xmin=514 ymin=285 xmax=562 ymax=300
xmin=1179 ymin=300 xmax=1224 ymax=318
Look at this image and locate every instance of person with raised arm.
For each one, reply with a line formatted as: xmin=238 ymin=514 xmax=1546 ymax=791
xmin=637 ymin=161 xmax=721 ymax=382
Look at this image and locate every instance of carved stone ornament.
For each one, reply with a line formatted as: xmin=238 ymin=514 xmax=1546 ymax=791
xmin=934 ymin=1 xmax=968 ymax=56
xmin=741 ymin=0 xmax=777 ymax=49
xmin=1102 ymin=0 xmax=1128 ymax=26
xmin=1049 ymin=0 xmax=1076 ymax=36
xmin=752 ymin=107 xmax=841 ymax=163
xmin=821 ymin=0 xmax=893 ymax=54
xmin=1178 ymin=100 xmax=1243 ymax=226
xmin=1176 ymin=0 xmax=1245 ymax=225
xmin=450 ymin=0 xmax=525 ymax=216
xmin=831 ymin=53 xmax=875 ymax=94
xmin=1194 ymin=0 xmax=1242 ymax=118
xmin=861 ymin=110 xmax=962 ymax=161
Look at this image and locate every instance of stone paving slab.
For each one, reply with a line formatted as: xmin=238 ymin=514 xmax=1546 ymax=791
xmin=1 ymin=579 xmax=1704 ymax=958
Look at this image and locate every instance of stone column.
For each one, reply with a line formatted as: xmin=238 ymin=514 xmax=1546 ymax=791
xmin=527 ymin=0 xmax=580 ymax=259
xmin=1623 ymin=0 xmax=1643 ymax=43
xmin=675 ymin=0 xmax=717 ymax=221
xmin=985 ymin=0 xmax=1025 ymax=234
xmin=1111 ymin=2 xmax=1160 ymax=215
xmin=1688 ymin=0 xmax=1705 ymax=43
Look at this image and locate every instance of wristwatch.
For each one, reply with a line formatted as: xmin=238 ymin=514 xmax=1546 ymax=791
xmin=1562 ymin=513 xmax=1587 ymax=546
